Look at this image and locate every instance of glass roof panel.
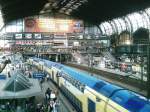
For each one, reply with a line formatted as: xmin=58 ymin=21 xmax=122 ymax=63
xmin=104 ymin=22 xmax=113 ymax=35
xmin=113 ymin=19 xmax=122 ymax=33
xmin=100 ymin=22 xmax=114 ymax=35
xmin=134 ymin=13 xmax=144 ymax=28
xmin=4 ymin=71 xmax=31 ymax=92
xmin=99 ymin=24 xmax=106 ymax=35
xmin=142 ymin=13 xmax=149 ymax=29
xmin=110 ymin=21 xmax=118 ymax=34
xmin=117 ymin=18 xmax=127 ymax=31
xmin=145 ymin=8 xmax=150 ymax=16
xmin=127 ymin=14 xmax=138 ymax=32
xmin=124 ymin=17 xmax=132 ymax=32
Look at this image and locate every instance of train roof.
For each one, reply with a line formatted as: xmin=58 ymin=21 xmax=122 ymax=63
xmin=62 ymin=65 xmax=150 ymax=112
xmin=32 ymin=57 xmax=150 ymax=112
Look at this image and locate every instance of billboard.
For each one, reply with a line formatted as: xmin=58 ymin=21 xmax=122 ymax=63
xmin=25 ymin=17 xmax=84 ymax=33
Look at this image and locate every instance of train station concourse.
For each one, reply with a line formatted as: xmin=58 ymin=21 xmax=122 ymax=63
xmin=0 ymin=0 xmax=150 ymax=112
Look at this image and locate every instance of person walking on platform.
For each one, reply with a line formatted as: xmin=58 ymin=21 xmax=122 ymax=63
xmin=8 ymin=71 xmax=11 ymax=78
xmin=6 ymin=102 xmax=11 ymax=112
xmin=40 ymin=77 xmax=45 ymax=90
xmin=45 ymin=88 xmax=52 ymax=103
xmin=46 ymin=74 xmax=50 ymax=81
xmin=50 ymin=91 xmax=56 ymax=102
xmin=28 ymin=72 xmax=32 ymax=78
xmin=47 ymin=100 xmax=54 ymax=112
xmin=54 ymin=99 xmax=60 ymax=112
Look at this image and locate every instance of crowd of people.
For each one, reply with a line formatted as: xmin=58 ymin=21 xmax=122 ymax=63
xmin=0 ymin=98 xmax=35 ymax=112
xmin=0 ymin=87 xmax=60 ymax=112
xmin=1 ymin=61 xmax=62 ymax=112
xmin=35 ymin=88 xmax=60 ymax=112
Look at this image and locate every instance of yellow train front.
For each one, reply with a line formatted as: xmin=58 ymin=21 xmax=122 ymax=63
xmin=28 ymin=57 xmax=150 ymax=112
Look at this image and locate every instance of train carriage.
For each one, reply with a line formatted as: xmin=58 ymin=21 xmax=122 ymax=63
xmin=28 ymin=57 xmax=150 ymax=112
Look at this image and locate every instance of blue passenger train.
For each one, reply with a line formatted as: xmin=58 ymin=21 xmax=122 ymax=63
xmin=28 ymin=57 xmax=150 ymax=112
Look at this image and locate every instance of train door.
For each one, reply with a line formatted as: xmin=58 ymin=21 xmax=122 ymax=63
xmin=88 ymin=98 xmax=96 ymax=112
xmin=52 ymin=70 xmax=54 ymax=80
xmin=56 ymin=72 xmax=59 ymax=85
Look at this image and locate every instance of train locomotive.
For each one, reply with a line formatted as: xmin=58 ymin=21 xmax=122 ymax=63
xmin=28 ymin=57 xmax=150 ymax=112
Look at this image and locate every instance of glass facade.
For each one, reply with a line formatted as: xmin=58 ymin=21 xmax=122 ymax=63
xmin=1 ymin=19 xmax=24 ymax=34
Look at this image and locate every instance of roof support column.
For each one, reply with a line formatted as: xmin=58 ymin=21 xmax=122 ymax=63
xmin=144 ymin=10 xmax=150 ymax=98
xmin=147 ymin=29 xmax=150 ymax=98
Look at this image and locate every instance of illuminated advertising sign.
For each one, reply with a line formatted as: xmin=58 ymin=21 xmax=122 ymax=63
xmin=54 ymin=34 xmax=66 ymax=39
xmin=15 ymin=34 xmax=22 ymax=39
xmin=15 ymin=40 xmax=52 ymax=45
xmin=43 ymin=34 xmax=54 ymax=39
xmin=5 ymin=33 xmax=14 ymax=40
xmin=25 ymin=34 xmax=32 ymax=39
xmin=16 ymin=40 xmax=34 ymax=45
xmin=34 ymin=34 xmax=42 ymax=39
xmin=25 ymin=17 xmax=84 ymax=33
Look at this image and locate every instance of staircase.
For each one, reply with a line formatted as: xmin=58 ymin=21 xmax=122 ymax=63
xmin=102 ymin=50 xmax=116 ymax=62
xmin=71 ymin=51 xmax=88 ymax=64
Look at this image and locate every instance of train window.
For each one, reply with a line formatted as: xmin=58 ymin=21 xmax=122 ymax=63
xmin=88 ymin=98 xmax=96 ymax=112
xmin=80 ymin=85 xmax=85 ymax=93
xmin=96 ymin=97 xmax=101 ymax=102
xmin=79 ymin=102 xmax=82 ymax=109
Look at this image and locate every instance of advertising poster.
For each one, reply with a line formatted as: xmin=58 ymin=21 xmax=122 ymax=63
xmin=43 ymin=33 xmax=54 ymax=39
xmin=25 ymin=34 xmax=32 ymax=39
xmin=34 ymin=34 xmax=42 ymax=39
xmin=25 ymin=17 xmax=84 ymax=33
xmin=15 ymin=34 xmax=22 ymax=39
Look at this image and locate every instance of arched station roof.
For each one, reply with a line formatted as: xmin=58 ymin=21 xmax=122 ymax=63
xmin=99 ymin=8 xmax=150 ymax=35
